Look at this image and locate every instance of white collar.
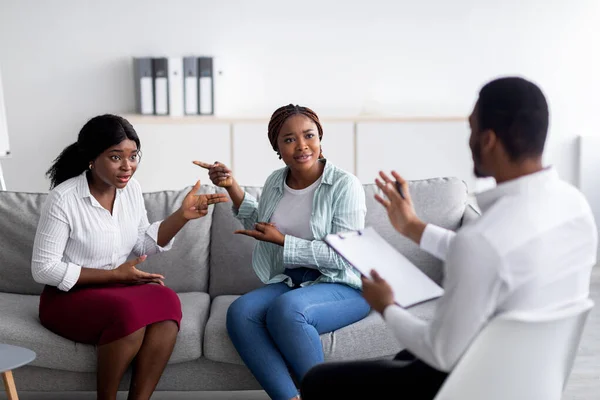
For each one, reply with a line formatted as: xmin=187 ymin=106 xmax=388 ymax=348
xmin=475 ymin=167 xmax=558 ymax=213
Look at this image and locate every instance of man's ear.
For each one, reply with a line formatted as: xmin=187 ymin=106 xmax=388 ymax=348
xmin=480 ymin=129 xmax=497 ymax=154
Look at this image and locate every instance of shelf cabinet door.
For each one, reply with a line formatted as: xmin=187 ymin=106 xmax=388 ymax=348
xmin=356 ymin=121 xmax=475 ymax=190
xmin=133 ymin=123 xmax=230 ymax=192
xmin=129 ymin=119 xmax=476 ymax=193
xmin=320 ymin=122 xmax=355 ymax=175
xmin=232 ymin=123 xmax=284 ymax=187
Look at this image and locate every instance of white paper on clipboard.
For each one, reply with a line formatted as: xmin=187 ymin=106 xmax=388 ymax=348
xmin=325 ymin=226 xmax=444 ymax=308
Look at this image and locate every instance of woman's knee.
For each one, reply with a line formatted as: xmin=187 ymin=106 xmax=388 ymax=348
xmin=124 ymin=326 xmax=146 ymax=344
xmin=266 ymin=294 xmax=306 ymax=329
xmin=154 ymin=285 xmax=182 ymax=315
xmin=226 ymin=296 xmax=261 ymax=333
xmin=101 ymin=326 xmax=146 ymax=347
xmin=150 ymin=319 xmax=178 ymax=332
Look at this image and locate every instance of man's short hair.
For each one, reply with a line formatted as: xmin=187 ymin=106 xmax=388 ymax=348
xmin=477 ymin=77 xmax=549 ymax=160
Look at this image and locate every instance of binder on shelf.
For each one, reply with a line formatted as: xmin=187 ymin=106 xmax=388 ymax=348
xmin=198 ymin=57 xmax=214 ymax=115
xmin=152 ymin=58 xmax=169 ymax=115
xmin=168 ymin=57 xmax=184 ymax=117
xmin=183 ymin=57 xmax=199 ymax=115
xmin=133 ymin=58 xmax=154 ymax=115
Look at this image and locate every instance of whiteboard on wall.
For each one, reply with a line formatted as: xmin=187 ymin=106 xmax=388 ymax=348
xmin=0 ymin=68 xmax=10 ymax=157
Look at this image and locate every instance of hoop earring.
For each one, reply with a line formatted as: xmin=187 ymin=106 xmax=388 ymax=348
xmin=89 ymin=162 xmax=93 ymax=170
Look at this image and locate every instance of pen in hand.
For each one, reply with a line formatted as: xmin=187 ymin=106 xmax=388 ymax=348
xmin=395 ymin=181 xmax=406 ymax=200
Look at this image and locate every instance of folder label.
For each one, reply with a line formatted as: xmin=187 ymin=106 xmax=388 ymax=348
xmin=185 ymin=77 xmax=198 ymax=114
xmin=153 ymin=58 xmax=169 ymax=115
xmin=168 ymin=57 xmax=184 ymax=117
xmin=199 ymin=76 xmax=213 ymax=115
xmin=198 ymin=57 xmax=214 ymax=115
xmin=184 ymin=57 xmax=199 ymax=115
xmin=140 ymin=77 xmax=154 ymax=115
xmin=134 ymin=58 xmax=154 ymax=115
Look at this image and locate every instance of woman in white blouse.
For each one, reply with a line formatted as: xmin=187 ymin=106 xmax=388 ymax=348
xmin=31 ymin=114 xmax=228 ymax=400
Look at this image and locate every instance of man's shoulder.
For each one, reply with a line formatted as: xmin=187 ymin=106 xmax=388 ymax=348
xmin=454 ymin=224 xmax=494 ymax=247
xmin=554 ymin=179 xmax=594 ymax=217
xmin=450 ymin=227 xmax=503 ymax=270
xmin=468 ymin=181 xmax=595 ymax=254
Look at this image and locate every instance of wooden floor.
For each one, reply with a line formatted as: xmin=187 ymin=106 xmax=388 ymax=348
xmin=4 ymin=267 xmax=599 ymax=400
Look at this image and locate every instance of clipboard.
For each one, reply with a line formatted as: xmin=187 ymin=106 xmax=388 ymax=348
xmin=325 ymin=226 xmax=444 ymax=308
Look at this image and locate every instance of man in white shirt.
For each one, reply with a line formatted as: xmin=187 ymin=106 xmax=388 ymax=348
xmin=300 ymin=77 xmax=598 ymax=399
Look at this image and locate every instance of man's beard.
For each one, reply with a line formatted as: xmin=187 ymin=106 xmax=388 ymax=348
xmin=472 ymin=140 xmax=488 ymax=178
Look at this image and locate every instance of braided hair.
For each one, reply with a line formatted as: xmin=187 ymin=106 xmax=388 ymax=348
xmin=267 ymin=104 xmax=324 ymax=159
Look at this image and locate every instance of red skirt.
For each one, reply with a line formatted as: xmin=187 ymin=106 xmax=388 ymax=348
xmin=39 ymin=283 xmax=182 ymax=346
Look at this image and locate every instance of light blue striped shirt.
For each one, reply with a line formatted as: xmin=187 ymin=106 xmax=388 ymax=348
xmin=234 ymin=160 xmax=366 ymax=289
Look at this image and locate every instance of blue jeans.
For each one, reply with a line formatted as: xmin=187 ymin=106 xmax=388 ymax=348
xmin=226 ymin=268 xmax=371 ymax=400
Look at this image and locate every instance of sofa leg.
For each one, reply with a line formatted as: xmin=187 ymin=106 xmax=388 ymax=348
xmin=2 ymin=370 xmax=18 ymax=400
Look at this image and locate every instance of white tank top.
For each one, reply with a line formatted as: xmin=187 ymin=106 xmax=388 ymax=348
xmin=270 ymin=176 xmax=322 ymax=240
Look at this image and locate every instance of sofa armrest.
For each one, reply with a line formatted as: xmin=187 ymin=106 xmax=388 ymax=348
xmin=460 ymin=202 xmax=481 ymax=227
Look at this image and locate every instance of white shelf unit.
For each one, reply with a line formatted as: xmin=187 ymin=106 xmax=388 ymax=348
xmin=123 ymin=114 xmax=477 ymax=193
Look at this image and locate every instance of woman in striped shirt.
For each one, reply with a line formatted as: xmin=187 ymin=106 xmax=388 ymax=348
xmin=31 ymin=114 xmax=227 ymax=400
xmin=195 ymin=105 xmax=371 ymax=400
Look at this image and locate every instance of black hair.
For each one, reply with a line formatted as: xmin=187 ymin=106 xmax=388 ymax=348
xmin=46 ymin=114 xmax=141 ymax=189
xmin=477 ymin=77 xmax=549 ymax=161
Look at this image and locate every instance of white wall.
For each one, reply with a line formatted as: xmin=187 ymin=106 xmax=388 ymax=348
xmin=0 ymin=0 xmax=598 ymax=192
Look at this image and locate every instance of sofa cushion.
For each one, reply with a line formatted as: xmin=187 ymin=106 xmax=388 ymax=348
xmin=364 ymin=178 xmax=468 ymax=284
xmin=0 ymin=291 xmax=210 ymax=372
xmin=208 ymin=187 xmax=265 ymax=298
xmin=142 ymin=185 xmax=215 ymax=292
xmin=0 ymin=191 xmax=47 ymax=295
xmin=203 ymin=295 xmax=438 ymax=365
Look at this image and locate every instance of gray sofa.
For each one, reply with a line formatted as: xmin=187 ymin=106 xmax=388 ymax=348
xmin=0 ymin=178 xmax=478 ymax=392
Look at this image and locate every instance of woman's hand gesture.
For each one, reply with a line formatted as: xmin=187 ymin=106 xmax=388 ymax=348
xmin=193 ymin=161 xmax=234 ymax=188
xmin=235 ymin=222 xmax=285 ymax=246
xmin=180 ymin=180 xmax=229 ymax=220
xmin=113 ymin=255 xmax=165 ymax=285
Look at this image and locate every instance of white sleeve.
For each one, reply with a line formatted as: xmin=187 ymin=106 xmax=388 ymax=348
xmin=419 ymin=224 xmax=457 ymax=261
xmin=132 ymin=209 xmax=174 ymax=256
xmin=31 ymin=193 xmax=81 ymax=291
xmin=383 ymin=232 xmax=503 ymax=371
xmin=131 ymin=180 xmax=173 ymax=256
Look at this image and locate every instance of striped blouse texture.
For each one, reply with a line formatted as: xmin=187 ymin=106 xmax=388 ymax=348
xmin=31 ymin=171 xmax=171 ymax=292
xmin=234 ymin=160 xmax=366 ymax=289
